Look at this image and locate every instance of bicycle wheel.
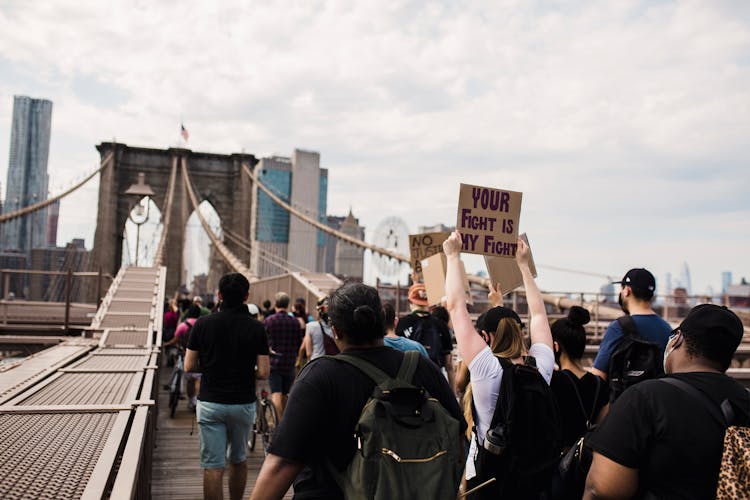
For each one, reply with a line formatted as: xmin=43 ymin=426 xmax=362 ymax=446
xmin=248 ymin=410 xmax=260 ymax=452
xmin=169 ymin=370 xmax=182 ymax=418
xmin=260 ymin=400 xmax=279 ymax=454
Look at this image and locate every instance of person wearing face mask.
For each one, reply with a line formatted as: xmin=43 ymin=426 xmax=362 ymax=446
xmin=583 ymin=304 xmax=750 ymax=499
xmin=590 ymin=268 xmax=672 ymax=384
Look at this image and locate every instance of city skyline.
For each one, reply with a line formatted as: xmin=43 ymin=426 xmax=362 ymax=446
xmin=0 ymin=1 xmax=748 ymax=296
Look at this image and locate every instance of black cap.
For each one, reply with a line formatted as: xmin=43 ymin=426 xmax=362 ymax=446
xmin=477 ymin=306 xmax=523 ymax=334
xmin=678 ymin=304 xmax=744 ymax=346
xmin=613 ymin=268 xmax=656 ymax=295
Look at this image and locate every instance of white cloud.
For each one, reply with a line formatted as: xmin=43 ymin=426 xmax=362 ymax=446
xmin=0 ymin=0 xmax=748 ymax=294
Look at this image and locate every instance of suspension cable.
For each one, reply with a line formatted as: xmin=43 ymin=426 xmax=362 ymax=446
xmin=181 ymin=158 xmax=255 ymax=281
xmin=241 ymin=162 xmax=410 ymax=263
xmin=0 ymin=151 xmax=114 ymax=223
xmin=152 ymin=156 xmax=178 ymax=267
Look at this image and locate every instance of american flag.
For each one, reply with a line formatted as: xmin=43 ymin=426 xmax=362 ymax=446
xmin=180 ymin=124 xmax=189 ymax=141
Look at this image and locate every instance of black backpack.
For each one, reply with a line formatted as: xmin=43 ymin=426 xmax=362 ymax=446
xmin=469 ymin=356 xmax=562 ymax=500
xmin=320 ymin=322 xmax=340 ymax=355
xmin=410 ymin=314 xmax=444 ymax=367
xmin=607 ymin=316 xmax=664 ymax=403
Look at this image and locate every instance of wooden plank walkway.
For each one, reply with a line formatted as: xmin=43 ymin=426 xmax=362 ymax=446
xmin=152 ymin=371 xmax=292 ymax=499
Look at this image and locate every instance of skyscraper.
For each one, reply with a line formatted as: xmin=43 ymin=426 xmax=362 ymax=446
xmin=2 ymin=96 xmax=53 ymax=254
xmin=250 ymin=149 xmax=330 ymax=278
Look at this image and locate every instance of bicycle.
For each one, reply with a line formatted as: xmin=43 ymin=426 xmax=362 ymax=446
xmin=168 ymin=350 xmax=184 ymax=418
xmin=248 ymin=388 xmax=278 ymax=455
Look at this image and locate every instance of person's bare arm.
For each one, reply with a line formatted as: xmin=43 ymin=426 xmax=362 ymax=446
xmin=248 ymin=453 xmax=304 ymax=500
xmin=256 ymin=354 xmax=270 ymax=380
xmin=517 ymin=238 xmax=553 ymax=351
xmin=590 ymin=367 xmax=608 ymax=381
xmin=184 ymin=348 xmax=199 ymax=372
xmin=583 ymin=452 xmax=639 ymax=500
xmin=303 ymin=328 xmax=313 ymax=359
xmin=443 ymin=231 xmax=486 ymax=365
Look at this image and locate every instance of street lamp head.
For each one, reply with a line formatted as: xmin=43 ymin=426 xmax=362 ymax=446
xmin=124 ymin=172 xmax=155 ymax=197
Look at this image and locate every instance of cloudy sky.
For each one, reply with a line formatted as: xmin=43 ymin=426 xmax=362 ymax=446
xmin=0 ymin=0 xmax=748 ymax=296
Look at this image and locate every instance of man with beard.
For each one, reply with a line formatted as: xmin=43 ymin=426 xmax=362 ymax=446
xmin=590 ymin=268 xmax=671 ymax=383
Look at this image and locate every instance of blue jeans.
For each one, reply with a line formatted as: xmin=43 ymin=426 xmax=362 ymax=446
xmin=197 ymin=400 xmax=256 ymax=469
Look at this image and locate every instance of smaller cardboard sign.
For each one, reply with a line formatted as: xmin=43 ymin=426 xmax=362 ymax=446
xmin=456 ymin=183 xmax=522 ymax=258
xmin=421 ymin=253 xmax=473 ymax=306
xmin=409 ymin=231 xmax=451 ymax=274
xmin=483 ymin=233 xmax=537 ymax=295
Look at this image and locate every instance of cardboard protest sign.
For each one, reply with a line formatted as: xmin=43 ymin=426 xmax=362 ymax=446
xmin=484 ymin=233 xmax=537 ymax=294
xmin=409 ymin=231 xmax=451 ymax=274
xmin=456 ymin=183 xmax=522 ymax=258
xmin=421 ymin=252 xmax=473 ymax=306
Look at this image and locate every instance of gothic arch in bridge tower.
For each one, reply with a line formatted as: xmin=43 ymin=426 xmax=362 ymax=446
xmin=91 ymin=143 xmax=257 ymax=297
xmin=183 ymin=200 xmax=228 ymax=297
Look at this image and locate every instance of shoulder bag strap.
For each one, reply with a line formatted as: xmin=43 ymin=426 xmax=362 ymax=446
xmin=589 ymin=375 xmax=603 ymax=425
xmin=330 ymin=354 xmax=391 ymax=386
xmin=617 ymin=315 xmax=639 ymax=339
xmin=562 ymin=370 xmax=589 ymax=426
xmin=395 ymin=350 xmax=420 ymax=383
xmin=660 ymin=378 xmax=729 ymax=428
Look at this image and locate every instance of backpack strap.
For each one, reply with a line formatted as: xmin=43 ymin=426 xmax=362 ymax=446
xmin=562 ymin=370 xmax=590 ymax=427
xmin=660 ymin=378 xmax=730 ymax=428
xmin=332 ymin=354 xmax=391 ymax=386
xmin=617 ymin=315 xmax=639 ymax=339
xmin=395 ymin=350 xmax=420 ymax=384
xmin=330 ymin=351 xmax=419 ymax=386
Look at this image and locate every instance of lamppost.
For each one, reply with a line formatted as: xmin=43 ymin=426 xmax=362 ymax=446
xmin=124 ymin=172 xmax=155 ymax=267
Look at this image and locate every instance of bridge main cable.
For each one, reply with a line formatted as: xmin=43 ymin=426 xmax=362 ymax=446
xmin=181 ymin=158 xmax=256 ymax=281
xmin=0 ymin=151 xmax=114 ymax=224
xmin=152 ymin=156 xmax=178 ymax=267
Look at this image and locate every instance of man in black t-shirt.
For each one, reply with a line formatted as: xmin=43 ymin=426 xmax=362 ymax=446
xmin=584 ymin=304 xmax=749 ymax=499
xmin=185 ymin=273 xmax=270 ymax=500
xmin=249 ymin=283 xmax=466 ymax=500
xmin=396 ymin=283 xmax=455 ymax=387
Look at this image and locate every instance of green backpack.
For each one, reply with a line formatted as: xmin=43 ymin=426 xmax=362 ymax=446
xmin=328 ymin=350 xmax=464 ymax=500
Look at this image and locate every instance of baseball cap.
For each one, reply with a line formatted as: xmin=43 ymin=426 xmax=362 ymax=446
xmin=613 ymin=268 xmax=656 ymax=295
xmin=678 ymin=304 xmax=743 ymax=346
xmin=476 ymin=306 xmax=523 ymax=334
xmin=247 ymin=303 xmax=260 ymax=316
xmin=408 ymin=283 xmax=429 ymax=307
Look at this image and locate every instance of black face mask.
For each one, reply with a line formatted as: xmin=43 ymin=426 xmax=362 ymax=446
xmin=618 ymin=292 xmax=629 ymax=315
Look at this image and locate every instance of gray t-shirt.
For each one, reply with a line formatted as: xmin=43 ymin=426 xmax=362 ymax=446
xmin=307 ymin=320 xmax=333 ymax=360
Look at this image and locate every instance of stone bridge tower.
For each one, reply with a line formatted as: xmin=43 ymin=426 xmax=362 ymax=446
xmin=91 ymin=142 xmax=257 ymax=296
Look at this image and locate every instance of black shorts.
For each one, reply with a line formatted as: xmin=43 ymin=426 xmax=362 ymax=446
xmin=269 ymin=370 xmax=295 ymax=394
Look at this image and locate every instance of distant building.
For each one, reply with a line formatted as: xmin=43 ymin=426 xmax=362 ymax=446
xmin=726 ymin=280 xmax=750 ymax=309
xmin=28 ymin=239 xmax=92 ymax=302
xmin=46 ymin=199 xmax=60 ymax=247
xmin=250 ymin=150 xmax=329 ymax=278
xmin=322 ymin=212 xmax=366 ymax=281
xmin=2 ymin=96 xmax=53 ymax=255
xmin=722 ymin=271 xmax=732 ymax=294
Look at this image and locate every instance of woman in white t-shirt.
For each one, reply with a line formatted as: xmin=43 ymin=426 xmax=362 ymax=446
xmin=443 ymin=232 xmax=554 ymax=489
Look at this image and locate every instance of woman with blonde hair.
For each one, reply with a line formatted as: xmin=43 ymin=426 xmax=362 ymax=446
xmin=444 ymin=232 xmax=555 ymax=499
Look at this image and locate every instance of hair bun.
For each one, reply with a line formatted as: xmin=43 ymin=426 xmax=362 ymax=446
xmin=353 ymin=305 xmax=376 ymax=327
xmin=568 ymin=306 xmax=591 ymax=327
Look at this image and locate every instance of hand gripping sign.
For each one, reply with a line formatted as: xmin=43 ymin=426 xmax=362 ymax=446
xmin=455 ymin=183 xmax=522 ymax=258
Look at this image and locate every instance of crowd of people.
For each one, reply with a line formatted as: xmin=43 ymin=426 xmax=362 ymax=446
xmin=166 ymin=231 xmax=749 ymax=500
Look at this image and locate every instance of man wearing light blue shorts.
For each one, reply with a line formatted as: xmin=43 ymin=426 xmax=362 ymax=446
xmin=186 ymin=273 xmax=270 ymax=500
